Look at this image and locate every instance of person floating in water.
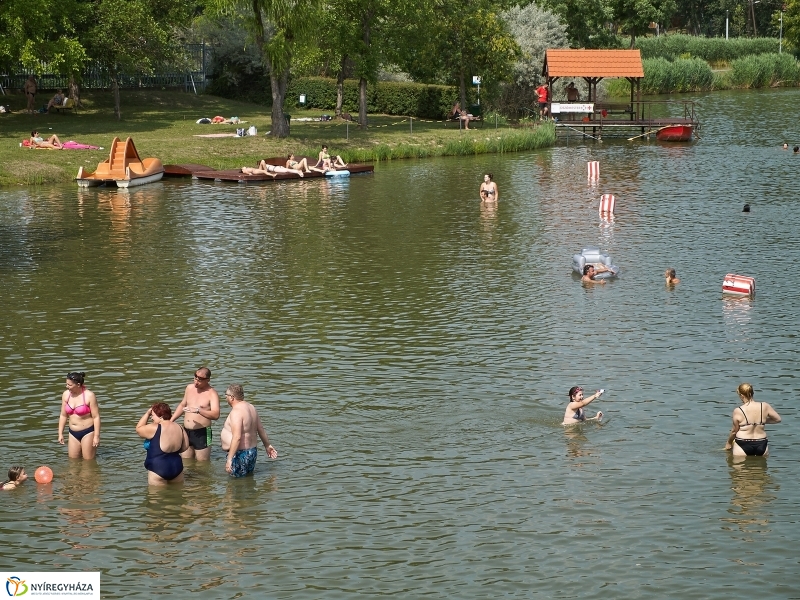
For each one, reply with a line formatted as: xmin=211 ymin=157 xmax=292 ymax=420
xmin=725 ymin=383 xmax=781 ymax=457
xmin=665 ymin=268 xmax=680 ymax=285
xmin=581 ymin=264 xmax=610 ymax=284
xmin=562 ymin=387 xmax=604 ymax=425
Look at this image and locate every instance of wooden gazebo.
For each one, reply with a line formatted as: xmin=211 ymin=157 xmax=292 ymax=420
xmin=542 ymin=49 xmax=644 ymax=106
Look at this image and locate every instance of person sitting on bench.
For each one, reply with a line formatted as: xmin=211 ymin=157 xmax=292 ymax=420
xmin=47 ymin=90 xmax=66 ymax=112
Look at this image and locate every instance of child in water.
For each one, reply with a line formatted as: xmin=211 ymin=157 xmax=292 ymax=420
xmin=665 ymin=268 xmax=680 ymax=285
xmin=2 ymin=466 xmax=27 ymax=490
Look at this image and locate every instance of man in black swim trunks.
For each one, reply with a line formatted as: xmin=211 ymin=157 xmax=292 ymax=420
xmin=170 ymin=367 xmax=221 ymax=460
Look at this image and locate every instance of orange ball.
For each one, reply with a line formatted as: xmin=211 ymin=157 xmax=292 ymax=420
xmin=35 ymin=465 xmax=53 ymax=484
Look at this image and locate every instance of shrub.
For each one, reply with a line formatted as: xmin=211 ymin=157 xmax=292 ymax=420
xmin=635 ymin=34 xmax=780 ymax=63
xmin=286 ymin=77 xmax=458 ymax=119
xmin=728 ymin=53 xmax=800 ymax=87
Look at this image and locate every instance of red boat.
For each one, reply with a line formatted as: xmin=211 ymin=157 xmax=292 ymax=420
xmin=656 ymin=124 xmax=693 ymax=142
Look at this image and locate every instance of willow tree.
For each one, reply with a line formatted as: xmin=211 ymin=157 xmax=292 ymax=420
xmin=212 ymin=0 xmax=319 ymax=137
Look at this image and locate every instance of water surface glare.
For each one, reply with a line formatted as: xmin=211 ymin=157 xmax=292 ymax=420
xmin=1 ymin=89 xmax=799 ymax=598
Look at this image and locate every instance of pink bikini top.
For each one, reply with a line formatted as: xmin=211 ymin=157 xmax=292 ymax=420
xmin=65 ymin=388 xmax=91 ymax=416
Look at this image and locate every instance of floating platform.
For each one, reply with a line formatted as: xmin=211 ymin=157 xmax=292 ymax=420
xmin=185 ymin=157 xmax=374 ymax=183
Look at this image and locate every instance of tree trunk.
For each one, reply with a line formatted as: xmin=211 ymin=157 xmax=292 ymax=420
xmin=459 ymin=72 xmax=467 ymax=109
xmin=112 ymin=76 xmax=121 ymax=120
xmin=270 ymin=67 xmax=290 ymax=137
xmin=629 ymin=33 xmax=636 ymax=49
xmin=68 ymin=74 xmax=82 ymax=108
xmin=358 ymin=78 xmax=368 ymax=129
xmin=335 ymin=55 xmax=347 ymax=118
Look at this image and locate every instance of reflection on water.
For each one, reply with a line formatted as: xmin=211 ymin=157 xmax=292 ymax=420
xmin=2 ymin=88 xmax=800 ymax=598
xmin=722 ymin=455 xmax=776 ymax=537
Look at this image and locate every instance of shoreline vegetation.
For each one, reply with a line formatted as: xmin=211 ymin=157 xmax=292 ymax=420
xmin=604 ymin=35 xmax=799 ymax=97
xmin=0 ymin=91 xmax=555 ymax=187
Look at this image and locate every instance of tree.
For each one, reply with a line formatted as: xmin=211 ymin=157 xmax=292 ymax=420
xmin=541 ymin=0 xmax=615 ymax=48
xmin=786 ymin=0 xmax=800 ymax=50
xmin=0 ymin=0 xmax=89 ymax=101
xmin=608 ymin=0 xmax=676 ymax=47
xmin=398 ymin=0 xmax=518 ymax=111
xmin=87 ymin=0 xmax=183 ymax=119
xmin=210 ymin=0 xmax=319 ymax=137
xmin=503 ymin=3 xmax=568 ymax=88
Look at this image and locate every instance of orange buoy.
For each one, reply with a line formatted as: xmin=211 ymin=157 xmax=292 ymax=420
xmin=599 ymin=194 xmax=615 ymax=215
xmin=588 ymin=161 xmax=600 ymax=180
xmin=722 ymin=274 xmax=755 ymax=296
xmin=35 ymin=465 xmax=53 ymax=484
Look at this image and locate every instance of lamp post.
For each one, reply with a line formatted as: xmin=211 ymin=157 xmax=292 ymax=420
xmin=779 ymin=8 xmax=784 ymax=53
xmin=726 ymin=9 xmax=729 ymax=39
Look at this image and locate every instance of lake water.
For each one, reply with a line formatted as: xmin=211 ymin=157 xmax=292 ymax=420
xmin=1 ymin=88 xmax=799 ymax=598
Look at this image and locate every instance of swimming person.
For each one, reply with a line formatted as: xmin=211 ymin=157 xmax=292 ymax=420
xmin=57 ymin=372 xmax=101 ymax=459
xmin=170 ymin=367 xmax=220 ymax=461
xmin=221 ymin=384 xmax=277 ymax=477
xmin=479 ymin=173 xmax=498 ymax=202
xmin=137 ymin=403 xmax=189 ymax=485
xmin=2 ymin=467 xmax=27 ymax=491
xmin=665 ymin=268 xmax=680 ymax=285
xmin=725 ymin=383 xmax=782 ymax=457
xmin=581 ymin=264 xmax=610 ymax=284
xmin=562 ymin=386 xmax=604 ymax=425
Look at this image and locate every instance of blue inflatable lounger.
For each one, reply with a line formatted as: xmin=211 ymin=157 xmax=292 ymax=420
xmin=325 ymin=169 xmax=350 ymax=177
xmin=572 ymin=247 xmax=619 ymax=279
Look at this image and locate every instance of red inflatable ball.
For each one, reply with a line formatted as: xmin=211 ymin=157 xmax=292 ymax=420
xmin=35 ymin=465 xmax=53 ymax=484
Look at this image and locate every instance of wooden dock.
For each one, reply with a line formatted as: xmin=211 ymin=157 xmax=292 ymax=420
xmin=163 ymin=158 xmax=374 ymax=182
xmin=552 ymin=100 xmax=700 ymax=140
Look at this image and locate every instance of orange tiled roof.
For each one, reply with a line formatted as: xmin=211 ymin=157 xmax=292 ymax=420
xmin=543 ymin=49 xmax=644 ymax=78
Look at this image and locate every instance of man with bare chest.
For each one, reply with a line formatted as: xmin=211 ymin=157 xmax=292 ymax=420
xmin=170 ymin=367 xmax=220 ymax=460
xmin=221 ymin=384 xmax=277 ymax=477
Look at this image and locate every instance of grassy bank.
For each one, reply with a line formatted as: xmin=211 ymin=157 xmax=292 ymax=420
xmin=0 ymin=90 xmax=555 ymax=186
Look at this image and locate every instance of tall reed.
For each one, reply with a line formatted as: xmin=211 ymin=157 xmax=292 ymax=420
xmin=727 ymin=53 xmax=800 ymax=88
xmin=635 ymin=35 xmax=780 ymax=63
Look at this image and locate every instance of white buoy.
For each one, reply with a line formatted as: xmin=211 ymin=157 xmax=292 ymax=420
xmin=722 ymin=274 xmax=755 ymax=296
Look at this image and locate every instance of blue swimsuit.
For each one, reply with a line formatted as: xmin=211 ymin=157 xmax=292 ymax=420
xmin=144 ymin=424 xmax=184 ymax=480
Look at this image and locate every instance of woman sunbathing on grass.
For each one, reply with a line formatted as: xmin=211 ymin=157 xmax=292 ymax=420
xmin=241 ymin=160 xmax=305 ymax=177
xmin=29 ymin=130 xmax=63 ymax=149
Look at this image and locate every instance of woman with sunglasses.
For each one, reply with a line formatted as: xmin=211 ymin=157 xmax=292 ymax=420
xmin=57 ymin=372 xmax=101 ymax=459
xmin=562 ymin=386 xmax=604 ymax=425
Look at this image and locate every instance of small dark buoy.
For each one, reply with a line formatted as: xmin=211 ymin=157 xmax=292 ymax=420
xmin=742 ymin=204 xmax=750 ymax=213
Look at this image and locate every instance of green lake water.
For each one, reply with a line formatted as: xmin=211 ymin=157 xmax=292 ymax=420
xmin=1 ymin=88 xmax=799 ymax=598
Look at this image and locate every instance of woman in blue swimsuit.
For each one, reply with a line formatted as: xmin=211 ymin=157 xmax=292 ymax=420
xmin=725 ymin=383 xmax=781 ymax=458
xmin=136 ymin=403 xmax=189 ymax=485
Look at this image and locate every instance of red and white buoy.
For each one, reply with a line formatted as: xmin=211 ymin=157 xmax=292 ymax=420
xmin=722 ymin=274 xmax=755 ymax=296
xmin=588 ymin=161 xmax=600 ymax=181
xmin=599 ymin=194 xmax=615 ymax=215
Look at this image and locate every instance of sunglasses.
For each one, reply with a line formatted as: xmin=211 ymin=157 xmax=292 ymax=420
xmin=194 ymin=374 xmax=210 ymax=381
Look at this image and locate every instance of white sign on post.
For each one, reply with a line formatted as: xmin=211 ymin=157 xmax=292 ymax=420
xmin=550 ymin=103 xmax=594 ymax=114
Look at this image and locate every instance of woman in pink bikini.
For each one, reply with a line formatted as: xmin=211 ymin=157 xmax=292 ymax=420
xmin=57 ymin=372 xmax=101 ymax=459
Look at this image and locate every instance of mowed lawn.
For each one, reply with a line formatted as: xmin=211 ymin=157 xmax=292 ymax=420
xmin=0 ymin=89 xmax=546 ymax=186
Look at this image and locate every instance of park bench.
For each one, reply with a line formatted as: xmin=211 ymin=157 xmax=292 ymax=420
xmin=444 ymin=104 xmax=483 ymax=128
xmin=594 ymin=102 xmax=634 ymax=117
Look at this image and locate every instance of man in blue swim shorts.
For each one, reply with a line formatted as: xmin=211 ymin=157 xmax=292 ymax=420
xmin=221 ymin=384 xmax=278 ymax=477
